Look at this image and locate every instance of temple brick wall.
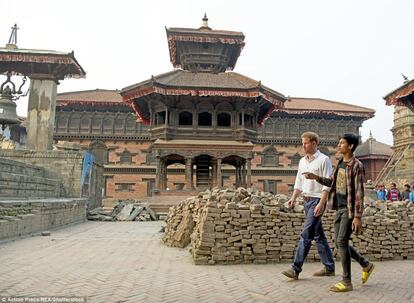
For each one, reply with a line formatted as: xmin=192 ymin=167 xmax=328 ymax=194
xmin=57 ymin=138 xmax=343 ymax=201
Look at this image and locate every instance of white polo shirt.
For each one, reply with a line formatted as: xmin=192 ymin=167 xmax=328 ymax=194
xmin=294 ymin=150 xmax=332 ymax=198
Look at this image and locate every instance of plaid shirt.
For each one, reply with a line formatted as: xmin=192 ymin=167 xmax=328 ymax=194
xmin=318 ymin=156 xmax=365 ymax=219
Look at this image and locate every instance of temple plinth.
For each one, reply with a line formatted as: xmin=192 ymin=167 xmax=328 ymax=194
xmin=0 ymin=45 xmax=85 ymax=150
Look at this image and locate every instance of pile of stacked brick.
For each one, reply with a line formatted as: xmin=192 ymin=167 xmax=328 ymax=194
xmin=88 ymin=201 xmax=157 ymax=221
xmin=162 ymin=187 xmax=414 ymax=265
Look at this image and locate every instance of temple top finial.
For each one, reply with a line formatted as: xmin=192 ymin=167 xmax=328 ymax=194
xmin=200 ymin=13 xmax=211 ymax=30
xmin=402 ymin=73 xmax=410 ymax=84
xmin=6 ymin=24 xmax=19 ymax=49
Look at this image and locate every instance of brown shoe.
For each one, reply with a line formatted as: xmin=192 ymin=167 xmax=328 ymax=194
xmin=282 ymin=268 xmax=299 ymax=280
xmin=313 ymin=267 xmax=335 ymax=277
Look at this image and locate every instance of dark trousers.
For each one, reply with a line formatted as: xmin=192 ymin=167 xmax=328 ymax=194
xmin=292 ymin=198 xmax=335 ymax=273
xmin=335 ymin=208 xmax=369 ymax=283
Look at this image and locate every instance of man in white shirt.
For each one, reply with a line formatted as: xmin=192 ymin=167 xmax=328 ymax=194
xmin=282 ymin=132 xmax=335 ymax=280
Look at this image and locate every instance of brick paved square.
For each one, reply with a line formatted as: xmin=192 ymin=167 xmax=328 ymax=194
xmin=0 ymin=221 xmax=412 ymax=303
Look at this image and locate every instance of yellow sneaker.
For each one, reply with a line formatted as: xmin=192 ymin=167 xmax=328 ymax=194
xmin=361 ymin=263 xmax=375 ymax=284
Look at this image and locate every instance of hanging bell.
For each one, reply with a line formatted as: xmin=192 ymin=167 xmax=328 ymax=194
xmin=0 ymin=87 xmax=20 ymax=128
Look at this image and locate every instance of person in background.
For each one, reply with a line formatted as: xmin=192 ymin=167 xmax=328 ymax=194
xmin=375 ymin=184 xmax=388 ymax=201
xmin=401 ymin=184 xmax=411 ymax=201
xmin=409 ymin=184 xmax=414 ymax=204
xmin=303 ymin=133 xmax=374 ymax=292
xmin=388 ymin=183 xmax=401 ymax=201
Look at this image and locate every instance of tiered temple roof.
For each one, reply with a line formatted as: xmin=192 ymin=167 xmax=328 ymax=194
xmin=384 ymin=78 xmax=414 ymax=112
xmin=0 ymin=48 xmax=85 ymax=79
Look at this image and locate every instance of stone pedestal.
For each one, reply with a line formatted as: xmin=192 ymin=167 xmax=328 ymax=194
xmin=27 ymin=77 xmax=57 ymax=151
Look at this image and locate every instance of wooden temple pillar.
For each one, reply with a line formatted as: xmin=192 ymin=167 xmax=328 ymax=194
xmin=185 ymin=157 xmax=194 ymax=190
xmin=235 ymin=164 xmax=241 ymax=188
xmin=246 ymin=158 xmax=252 ymax=188
xmin=211 ymin=159 xmax=217 ymax=187
xmin=161 ymin=161 xmax=167 ymax=190
xmin=216 ymin=158 xmax=222 ymax=188
xmin=155 ymin=157 xmax=161 ymax=190
xmin=241 ymin=162 xmax=247 ymax=188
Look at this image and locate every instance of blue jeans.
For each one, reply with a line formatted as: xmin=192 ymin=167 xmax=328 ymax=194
xmin=292 ymin=197 xmax=335 ymax=273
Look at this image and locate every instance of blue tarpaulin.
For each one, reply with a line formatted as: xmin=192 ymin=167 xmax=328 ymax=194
xmin=81 ymin=151 xmax=94 ymax=197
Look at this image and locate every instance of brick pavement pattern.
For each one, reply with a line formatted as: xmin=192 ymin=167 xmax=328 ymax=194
xmin=0 ymin=221 xmax=413 ymax=303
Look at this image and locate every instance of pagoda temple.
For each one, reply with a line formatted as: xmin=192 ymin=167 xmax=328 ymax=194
xmin=376 ymin=77 xmax=414 ymax=184
xmin=121 ymin=15 xmax=286 ymax=192
xmin=53 ymin=17 xmax=374 ymax=201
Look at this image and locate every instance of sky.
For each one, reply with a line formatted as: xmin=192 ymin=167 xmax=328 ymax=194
xmin=1 ymin=0 xmax=413 ymax=145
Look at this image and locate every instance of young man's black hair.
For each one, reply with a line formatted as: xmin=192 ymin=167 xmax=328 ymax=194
xmin=340 ymin=133 xmax=359 ymax=152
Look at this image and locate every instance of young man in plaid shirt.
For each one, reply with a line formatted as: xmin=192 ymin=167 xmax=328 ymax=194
xmin=303 ymin=133 xmax=375 ymax=292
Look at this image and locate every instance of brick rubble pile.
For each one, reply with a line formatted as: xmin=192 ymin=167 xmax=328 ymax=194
xmin=88 ymin=200 xmax=157 ymax=222
xmin=162 ymin=187 xmax=414 ymax=265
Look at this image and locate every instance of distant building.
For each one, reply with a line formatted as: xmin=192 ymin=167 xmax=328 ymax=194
xmin=355 ymin=132 xmax=392 ymax=182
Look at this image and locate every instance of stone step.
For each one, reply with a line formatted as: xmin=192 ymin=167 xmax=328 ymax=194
xmin=0 ymin=158 xmax=45 ymax=177
xmin=0 ymin=172 xmax=61 ymax=198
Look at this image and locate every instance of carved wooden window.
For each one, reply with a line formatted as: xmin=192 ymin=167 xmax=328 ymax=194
xmin=318 ymin=120 xmax=328 ymax=138
xmin=262 ymin=180 xmax=277 ymax=194
xmin=298 ymin=121 xmax=308 ymax=135
xmin=120 ymin=150 xmax=132 ymax=164
xmin=115 ymin=183 xmax=135 ymax=192
xmin=262 ymin=146 xmax=279 ymax=167
xmin=198 ymin=112 xmax=212 ymax=126
xmin=290 ymin=153 xmax=301 ymax=166
xmin=155 ymin=111 xmax=166 ymax=125
xmin=146 ymin=149 xmax=156 ymax=164
xmin=69 ymin=114 xmax=80 ymax=132
xmin=103 ymin=118 xmax=113 ymax=134
xmin=289 ymin=120 xmax=298 ymax=137
xmin=91 ymin=114 xmax=103 ymax=133
xmin=244 ymin=114 xmax=254 ymax=128
xmin=57 ymin=114 xmax=68 ymax=131
xmin=264 ymin=118 xmax=274 ymax=135
xmin=80 ymin=117 xmax=90 ymax=132
xmin=337 ymin=125 xmax=347 ymax=137
xmin=275 ymin=120 xmax=284 ymax=137
xmin=178 ymin=111 xmax=192 ymax=126
xmin=114 ymin=115 xmax=125 ymax=134
xmin=125 ymin=115 xmax=137 ymax=134
xmin=217 ymin=112 xmax=231 ymax=127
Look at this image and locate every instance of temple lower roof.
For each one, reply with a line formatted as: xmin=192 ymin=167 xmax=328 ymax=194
xmin=384 ymin=79 xmax=414 ymax=111
xmin=0 ymin=47 xmax=85 ymax=79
